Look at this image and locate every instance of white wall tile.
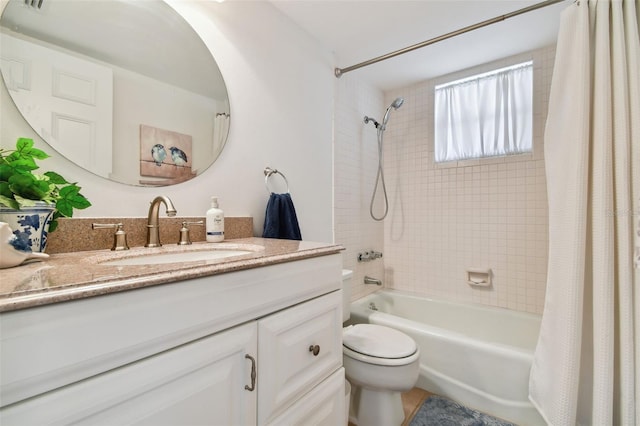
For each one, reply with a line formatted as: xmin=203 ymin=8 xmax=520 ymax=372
xmin=334 ymin=75 xmax=386 ymax=301
xmin=335 ymin=45 xmax=555 ymax=315
xmin=380 ymin=46 xmax=555 ymax=314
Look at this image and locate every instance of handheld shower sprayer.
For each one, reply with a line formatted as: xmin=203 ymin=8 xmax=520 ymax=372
xmin=382 ymin=97 xmax=404 ymax=128
xmin=363 ymin=96 xmax=405 ymax=221
xmin=363 ymin=97 xmax=403 ymax=131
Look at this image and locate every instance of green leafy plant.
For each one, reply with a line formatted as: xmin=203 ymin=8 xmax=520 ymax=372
xmin=0 ymin=137 xmax=91 ymax=232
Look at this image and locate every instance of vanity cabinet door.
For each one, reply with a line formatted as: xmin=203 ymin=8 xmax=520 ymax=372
xmin=0 ymin=322 xmax=258 ymax=426
xmin=257 ymin=290 xmax=343 ymax=424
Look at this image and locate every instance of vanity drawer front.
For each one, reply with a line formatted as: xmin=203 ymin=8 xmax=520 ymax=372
xmin=257 ymin=290 xmax=342 ymax=424
xmin=267 ymin=368 xmax=345 ymax=426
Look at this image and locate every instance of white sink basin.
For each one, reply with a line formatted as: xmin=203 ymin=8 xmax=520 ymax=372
xmin=95 ymin=244 xmax=264 ymax=266
xmin=102 ymin=250 xmax=253 ymax=266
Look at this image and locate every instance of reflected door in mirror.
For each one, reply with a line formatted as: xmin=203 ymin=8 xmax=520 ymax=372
xmin=1 ymin=33 xmax=113 ymax=177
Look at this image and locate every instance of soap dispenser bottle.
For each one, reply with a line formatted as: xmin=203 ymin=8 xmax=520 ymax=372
xmin=206 ymin=196 xmax=225 ymax=242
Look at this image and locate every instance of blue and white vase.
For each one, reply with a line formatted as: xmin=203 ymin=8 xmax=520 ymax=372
xmin=0 ymin=202 xmax=56 ymax=253
xmin=0 ymin=222 xmax=49 ymax=268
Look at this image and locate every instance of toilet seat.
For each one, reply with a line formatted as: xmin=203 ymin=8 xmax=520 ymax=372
xmin=343 ymin=345 xmax=420 ymax=366
xmin=343 ymin=324 xmax=419 ymax=367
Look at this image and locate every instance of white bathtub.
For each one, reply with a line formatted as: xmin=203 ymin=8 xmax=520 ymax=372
xmin=349 ymin=290 xmax=545 ymax=426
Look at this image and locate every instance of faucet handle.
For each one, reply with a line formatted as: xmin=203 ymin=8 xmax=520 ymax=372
xmin=92 ymin=223 xmax=130 ymax=251
xmin=178 ymin=221 xmax=204 ymax=245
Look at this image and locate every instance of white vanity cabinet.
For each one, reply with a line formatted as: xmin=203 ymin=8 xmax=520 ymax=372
xmin=0 ymin=253 xmax=344 ymax=426
xmin=0 ymin=321 xmax=259 ymax=425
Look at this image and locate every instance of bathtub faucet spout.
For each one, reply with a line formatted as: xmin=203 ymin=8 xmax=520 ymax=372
xmin=364 ymin=276 xmax=382 ymax=286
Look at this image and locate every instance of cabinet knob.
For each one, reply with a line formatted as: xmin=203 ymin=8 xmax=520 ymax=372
xmin=309 ymin=344 xmax=320 ymax=356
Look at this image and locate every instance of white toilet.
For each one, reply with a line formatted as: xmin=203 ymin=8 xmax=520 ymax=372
xmin=341 ymin=270 xmax=420 ymax=426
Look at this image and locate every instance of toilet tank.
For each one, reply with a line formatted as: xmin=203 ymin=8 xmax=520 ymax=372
xmin=342 ymin=269 xmax=353 ymax=323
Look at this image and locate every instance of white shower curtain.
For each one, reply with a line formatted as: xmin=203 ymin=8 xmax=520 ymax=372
xmin=213 ymin=113 xmax=230 ymax=156
xmin=529 ymin=1 xmax=639 ymax=425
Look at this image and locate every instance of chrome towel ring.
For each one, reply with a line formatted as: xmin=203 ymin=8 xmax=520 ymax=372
xmin=264 ymin=167 xmax=290 ymax=194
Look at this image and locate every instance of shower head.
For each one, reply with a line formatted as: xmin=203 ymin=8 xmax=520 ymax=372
xmin=382 ymin=97 xmax=404 ymax=127
xmin=364 ymin=97 xmax=403 ymax=131
xmin=390 ymin=97 xmax=404 ymax=109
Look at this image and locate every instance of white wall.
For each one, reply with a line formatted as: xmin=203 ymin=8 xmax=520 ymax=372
xmin=0 ymin=0 xmax=335 ymax=242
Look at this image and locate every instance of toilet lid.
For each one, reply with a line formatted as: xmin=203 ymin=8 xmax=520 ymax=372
xmin=343 ymin=324 xmax=417 ymax=359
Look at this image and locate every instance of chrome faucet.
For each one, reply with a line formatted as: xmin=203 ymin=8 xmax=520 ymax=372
xmin=145 ymin=196 xmax=177 ymax=247
xmin=364 ymin=276 xmax=382 ymax=286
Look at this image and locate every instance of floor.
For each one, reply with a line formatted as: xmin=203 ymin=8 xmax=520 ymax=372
xmin=348 ymin=387 xmax=434 ymax=426
xmin=400 ymin=388 xmax=434 ymax=426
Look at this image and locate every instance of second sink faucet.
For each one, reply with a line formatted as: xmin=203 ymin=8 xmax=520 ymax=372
xmin=146 ymin=196 xmax=177 ymax=247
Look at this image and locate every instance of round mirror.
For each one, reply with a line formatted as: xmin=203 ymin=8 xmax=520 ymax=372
xmin=0 ymin=0 xmax=230 ymax=186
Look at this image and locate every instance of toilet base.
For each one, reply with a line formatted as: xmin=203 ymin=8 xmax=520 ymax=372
xmin=349 ymin=385 xmax=405 ymax=426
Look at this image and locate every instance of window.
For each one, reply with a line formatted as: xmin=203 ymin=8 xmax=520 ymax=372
xmin=434 ymin=61 xmax=533 ymax=163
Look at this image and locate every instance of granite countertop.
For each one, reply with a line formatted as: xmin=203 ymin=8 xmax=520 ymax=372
xmin=0 ymin=238 xmax=343 ymax=313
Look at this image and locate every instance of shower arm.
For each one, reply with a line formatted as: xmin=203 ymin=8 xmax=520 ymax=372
xmin=334 ymin=0 xmax=566 ymax=78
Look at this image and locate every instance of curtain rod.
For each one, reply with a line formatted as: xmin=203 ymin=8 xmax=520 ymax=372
xmin=334 ymin=0 xmax=566 ymax=78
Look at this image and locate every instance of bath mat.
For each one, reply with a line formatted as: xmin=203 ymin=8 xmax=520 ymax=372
xmin=408 ymin=395 xmax=516 ymax=426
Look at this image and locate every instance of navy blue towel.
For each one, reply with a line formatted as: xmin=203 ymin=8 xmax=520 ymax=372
xmin=262 ymin=193 xmax=302 ymax=240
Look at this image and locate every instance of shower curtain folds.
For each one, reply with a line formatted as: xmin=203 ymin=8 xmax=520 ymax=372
xmin=528 ymin=1 xmax=639 ymax=425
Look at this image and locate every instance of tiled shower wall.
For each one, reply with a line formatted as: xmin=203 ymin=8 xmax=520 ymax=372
xmin=334 ymin=76 xmax=386 ymax=301
xmin=382 ymin=46 xmax=556 ymax=314
xmin=334 ymin=45 xmax=556 ymax=314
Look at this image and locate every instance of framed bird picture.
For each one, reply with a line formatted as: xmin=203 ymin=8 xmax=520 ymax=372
xmin=139 ymin=124 xmax=196 ymax=185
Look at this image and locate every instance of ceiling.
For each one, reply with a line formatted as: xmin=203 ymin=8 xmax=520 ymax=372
xmin=270 ymin=0 xmax=570 ymax=91
xmin=1 ymin=0 xmax=569 ymax=96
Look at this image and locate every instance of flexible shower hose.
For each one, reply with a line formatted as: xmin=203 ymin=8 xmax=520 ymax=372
xmin=370 ymin=126 xmax=389 ymax=221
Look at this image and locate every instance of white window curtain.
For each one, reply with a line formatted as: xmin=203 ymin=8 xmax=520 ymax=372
xmin=434 ymin=62 xmax=533 ymax=162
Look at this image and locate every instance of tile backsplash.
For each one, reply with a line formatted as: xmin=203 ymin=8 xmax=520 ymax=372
xmin=46 ymin=217 xmax=254 ymax=253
